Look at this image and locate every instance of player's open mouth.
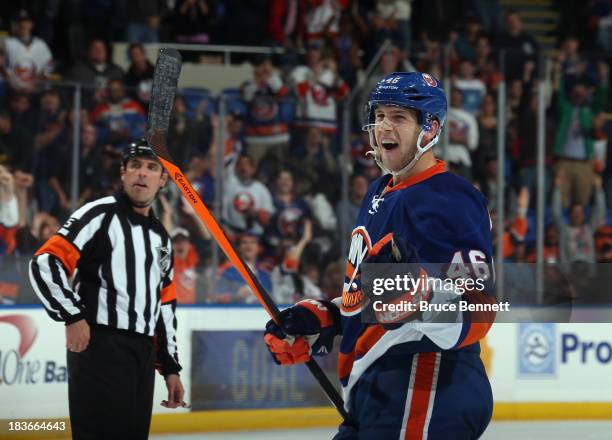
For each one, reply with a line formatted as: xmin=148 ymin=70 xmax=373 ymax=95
xmin=134 ymin=183 xmax=148 ymax=188
xmin=381 ymin=140 xmax=399 ymax=151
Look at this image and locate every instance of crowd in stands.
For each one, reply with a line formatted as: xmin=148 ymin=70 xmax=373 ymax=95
xmin=1 ymin=0 xmax=612 ymax=306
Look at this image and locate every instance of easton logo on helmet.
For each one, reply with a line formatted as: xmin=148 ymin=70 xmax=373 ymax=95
xmin=422 ymin=73 xmax=437 ymax=87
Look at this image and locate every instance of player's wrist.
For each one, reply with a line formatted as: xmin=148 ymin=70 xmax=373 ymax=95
xmin=294 ymin=299 xmax=340 ymax=334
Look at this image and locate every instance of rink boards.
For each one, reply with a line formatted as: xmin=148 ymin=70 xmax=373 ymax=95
xmin=1 ymin=306 xmax=612 ymax=437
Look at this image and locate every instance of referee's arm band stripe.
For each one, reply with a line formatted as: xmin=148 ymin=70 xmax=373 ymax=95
xmin=161 ymin=283 xmax=177 ymax=304
xmin=35 ymin=235 xmax=81 ymax=276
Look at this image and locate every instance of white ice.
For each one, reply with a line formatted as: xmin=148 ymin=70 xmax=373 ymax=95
xmin=150 ymin=421 xmax=612 ymax=439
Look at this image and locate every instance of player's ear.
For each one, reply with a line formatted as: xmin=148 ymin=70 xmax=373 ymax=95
xmin=425 ymin=120 xmax=440 ymax=142
xmin=430 ymin=119 xmax=440 ymax=133
xmin=120 ymin=165 xmax=125 ymax=182
xmin=159 ymin=169 xmax=168 ymax=187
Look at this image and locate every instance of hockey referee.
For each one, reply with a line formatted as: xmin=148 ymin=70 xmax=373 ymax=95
xmin=29 ymin=140 xmax=185 ymax=440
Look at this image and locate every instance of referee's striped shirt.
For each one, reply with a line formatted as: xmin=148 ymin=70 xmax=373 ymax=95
xmin=29 ymin=192 xmax=181 ymax=375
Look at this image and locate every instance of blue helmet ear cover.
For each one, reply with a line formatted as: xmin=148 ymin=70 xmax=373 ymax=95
xmin=366 ymin=72 xmax=447 ymax=133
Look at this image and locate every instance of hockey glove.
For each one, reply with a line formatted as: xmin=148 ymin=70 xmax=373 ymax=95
xmin=263 ymin=299 xmax=340 ymax=365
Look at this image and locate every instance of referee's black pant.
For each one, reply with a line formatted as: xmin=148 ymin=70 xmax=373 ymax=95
xmin=67 ymin=324 xmax=155 ymax=440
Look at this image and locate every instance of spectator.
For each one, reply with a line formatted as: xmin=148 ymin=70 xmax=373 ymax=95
xmin=500 ymin=187 xmax=529 ymax=261
xmin=595 ymin=224 xmax=612 ymax=262
xmin=514 ymin=79 xmax=554 ymax=199
xmin=333 ymin=12 xmax=363 ymax=88
xmin=527 ymin=223 xmax=561 ymax=264
xmin=593 ymin=112 xmax=607 ymax=175
xmin=3 ymin=9 xmax=53 ymax=92
xmin=212 ymin=232 xmax=272 ymax=303
xmin=415 ymin=38 xmax=443 ymax=78
xmin=474 ymin=93 xmax=497 ymax=179
xmin=124 ymin=43 xmax=155 ymax=107
xmin=74 ymin=124 xmax=104 ymax=205
xmin=320 ymin=258 xmax=343 ymax=301
xmin=272 ymin=219 xmax=323 ymax=303
xmin=368 ymin=0 xmax=413 ymax=52
xmin=443 ymin=88 xmax=479 ymax=179
xmin=0 ymin=165 xmax=18 ymax=256
xmin=241 ymin=57 xmax=290 ymax=171
xmin=474 ymin=35 xmax=503 ymax=91
xmin=217 ymin=112 xmax=245 ymax=168
xmin=9 ymin=91 xmax=38 ymax=133
xmin=290 ymin=42 xmax=349 ymax=139
xmin=267 ymin=0 xmax=306 ymax=49
xmin=15 ymin=211 xmax=60 ymax=256
xmin=126 ymin=0 xmax=163 ymax=43
xmin=552 ymin=60 xmax=609 ymax=207
xmin=267 ymin=169 xmax=312 ymax=249
xmin=34 ymin=89 xmax=68 ymax=215
xmin=335 ymin=173 xmax=368 ymax=235
xmin=173 ymin=0 xmax=215 ymax=44
xmin=0 ymin=109 xmax=34 ymax=175
xmin=359 ymin=46 xmax=413 ymax=116
xmin=559 ymin=36 xmax=596 ymax=93
xmin=553 ymin=171 xmax=607 ymax=279
xmin=477 ymin=155 xmax=511 ymax=212
xmin=222 ymin=154 xmax=275 ymax=237
xmin=290 ymin=126 xmax=339 ymax=201
xmin=175 ymin=195 xmax=213 ymax=262
xmin=495 ymin=10 xmax=539 ymax=82
xmin=171 ymin=227 xmax=200 ymax=304
xmin=168 ymin=94 xmax=212 ymax=168
xmin=50 ymin=123 xmax=104 ymax=213
xmin=185 ymin=151 xmax=215 ymax=207
xmin=302 ymin=0 xmax=341 ymax=48
xmin=90 ymin=79 xmax=146 ymax=150
xmin=451 ymin=13 xmax=483 ymax=63
xmin=351 ymin=131 xmax=381 ymax=180
xmin=68 ymin=39 xmax=124 ymax=107
xmin=454 ymin=59 xmax=487 ymax=116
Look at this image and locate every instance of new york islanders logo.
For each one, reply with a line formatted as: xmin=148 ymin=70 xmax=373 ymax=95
xmin=342 ymin=227 xmax=372 ymax=315
xmin=422 ymin=73 xmax=438 ymax=87
xmin=368 ymin=194 xmax=384 ymax=214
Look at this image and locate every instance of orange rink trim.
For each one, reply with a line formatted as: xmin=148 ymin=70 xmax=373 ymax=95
xmin=3 ymin=403 xmax=612 ymax=439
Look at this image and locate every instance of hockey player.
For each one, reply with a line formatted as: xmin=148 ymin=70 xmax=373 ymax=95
xmin=30 ymin=140 xmax=185 ymax=440
xmin=264 ymin=72 xmax=496 ymax=439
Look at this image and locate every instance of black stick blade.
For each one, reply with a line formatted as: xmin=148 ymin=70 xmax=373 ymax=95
xmin=148 ymin=48 xmax=182 ymax=162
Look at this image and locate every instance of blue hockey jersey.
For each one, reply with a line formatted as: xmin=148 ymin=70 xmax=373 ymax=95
xmin=335 ymin=159 xmax=496 ymax=407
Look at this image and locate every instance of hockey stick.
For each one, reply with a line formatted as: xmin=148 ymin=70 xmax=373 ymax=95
xmin=147 ymin=48 xmax=347 ymax=420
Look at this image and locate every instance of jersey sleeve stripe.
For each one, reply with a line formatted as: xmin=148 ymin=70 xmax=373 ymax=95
xmin=49 ymin=256 xmax=82 ymax=309
xmin=369 ymin=232 xmax=393 ymax=256
xmin=456 ymin=292 xmax=496 ymax=348
xmin=355 ymin=324 xmax=387 ymax=358
xmin=338 ymin=351 xmax=356 ymax=383
xmin=29 ymin=254 xmax=83 ymax=322
xmin=35 ymin=235 xmax=81 ymax=277
xmin=29 ymin=258 xmax=63 ymax=321
xmin=338 ymin=325 xmax=387 ymax=382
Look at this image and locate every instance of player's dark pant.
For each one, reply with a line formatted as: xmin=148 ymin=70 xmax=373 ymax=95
xmin=333 ymin=348 xmax=493 ymax=440
xmin=67 ymin=324 xmax=155 ymax=440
